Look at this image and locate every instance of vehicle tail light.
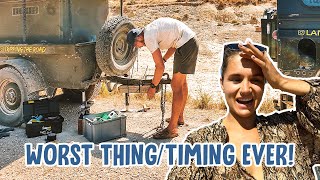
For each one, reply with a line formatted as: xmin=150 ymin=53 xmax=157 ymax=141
xmin=272 ymin=30 xmax=278 ymax=40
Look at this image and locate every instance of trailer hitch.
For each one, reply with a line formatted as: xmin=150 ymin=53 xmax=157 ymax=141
xmin=104 ymin=73 xmax=171 ymax=128
xmin=104 ymin=73 xmax=171 ymax=93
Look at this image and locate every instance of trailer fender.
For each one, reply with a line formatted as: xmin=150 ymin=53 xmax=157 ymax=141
xmin=0 ymin=58 xmax=48 ymax=96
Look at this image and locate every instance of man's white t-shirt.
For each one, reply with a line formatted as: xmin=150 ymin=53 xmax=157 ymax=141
xmin=143 ymin=17 xmax=195 ymax=53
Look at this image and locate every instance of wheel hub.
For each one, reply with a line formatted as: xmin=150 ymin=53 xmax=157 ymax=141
xmin=5 ymin=87 xmax=17 ymax=105
xmin=0 ymin=81 xmax=21 ymax=113
xmin=113 ymin=30 xmax=130 ymax=64
xmin=115 ymin=38 xmax=125 ymax=55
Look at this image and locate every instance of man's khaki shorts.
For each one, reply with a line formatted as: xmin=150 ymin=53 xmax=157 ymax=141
xmin=173 ymin=37 xmax=199 ymax=74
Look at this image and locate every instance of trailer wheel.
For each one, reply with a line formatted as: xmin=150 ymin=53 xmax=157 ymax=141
xmin=63 ymin=82 xmax=102 ymax=102
xmin=96 ymin=16 xmax=137 ymax=75
xmin=0 ymin=67 xmax=28 ymax=126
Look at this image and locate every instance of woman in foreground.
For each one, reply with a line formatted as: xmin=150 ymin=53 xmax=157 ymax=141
xmin=167 ymin=40 xmax=320 ymax=180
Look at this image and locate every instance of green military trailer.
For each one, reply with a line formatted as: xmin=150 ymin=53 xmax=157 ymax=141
xmin=0 ymin=0 xmax=137 ymax=126
xmin=261 ymin=0 xmax=320 ymax=110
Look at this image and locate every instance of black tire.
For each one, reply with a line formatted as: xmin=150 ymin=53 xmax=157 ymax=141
xmin=63 ymin=82 xmax=102 ymax=102
xmin=0 ymin=67 xmax=28 ymax=126
xmin=96 ymin=16 xmax=137 ymax=75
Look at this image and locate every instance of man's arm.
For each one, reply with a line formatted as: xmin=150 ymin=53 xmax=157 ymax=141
xmin=163 ymin=47 xmax=176 ymax=62
xmin=147 ymin=48 xmax=165 ymax=99
xmin=151 ymin=49 xmax=165 ymax=86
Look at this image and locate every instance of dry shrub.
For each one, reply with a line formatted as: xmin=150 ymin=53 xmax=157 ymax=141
xmin=98 ymin=82 xmax=121 ymax=98
xmin=249 ymin=16 xmax=258 ymax=24
xmin=212 ymin=96 xmax=227 ymax=110
xmin=192 ymin=91 xmax=226 ymax=110
xmin=126 ymin=11 xmax=135 ymax=18
xmin=133 ymin=93 xmax=147 ymax=100
xmin=172 ymin=14 xmax=182 ymax=21
xmin=199 ymin=43 xmax=214 ymax=57
xmin=231 ymin=19 xmax=239 ymax=25
xmin=98 ymin=82 xmax=110 ymax=98
xmin=127 ymin=0 xmax=136 ymax=5
xmin=164 ymin=91 xmax=173 ymax=103
xmin=108 ymin=1 xmax=120 ymax=15
xmin=182 ymin=14 xmax=189 ymax=21
xmin=130 ymin=89 xmax=174 ymax=103
xmin=258 ymin=98 xmax=276 ymax=114
xmin=193 ymin=92 xmax=213 ymax=109
xmin=196 ymin=4 xmax=217 ymax=21
xmin=153 ymin=90 xmax=174 ymax=103
xmin=214 ymin=7 xmax=237 ymax=23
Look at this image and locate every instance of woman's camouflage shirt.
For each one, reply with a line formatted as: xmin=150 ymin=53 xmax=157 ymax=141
xmin=167 ymin=80 xmax=320 ymax=180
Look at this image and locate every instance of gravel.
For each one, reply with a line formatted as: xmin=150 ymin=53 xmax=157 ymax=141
xmin=0 ymin=99 xmax=223 ymax=179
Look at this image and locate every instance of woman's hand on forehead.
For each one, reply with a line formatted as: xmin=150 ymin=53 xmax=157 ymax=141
xmin=235 ymin=39 xmax=311 ymax=96
xmin=238 ymin=42 xmax=265 ymax=66
xmin=238 ymin=40 xmax=283 ymax=90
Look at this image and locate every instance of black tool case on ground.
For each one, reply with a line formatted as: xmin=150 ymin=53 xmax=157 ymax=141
xmin=23 ymin=99 xmax=64 ymax=138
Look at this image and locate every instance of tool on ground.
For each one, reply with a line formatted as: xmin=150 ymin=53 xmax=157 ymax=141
xmin=78 ymin=91 xmax=94 ymax=135
xmin=0 ymin=127 xmax=14 ymax=139
xmin=40 ymin=126 xmax=52 ymax=135
xmin=137 ymin=104 xmax=150 ymax=112
xmin=0 ymin=127 xmax=14 ymax=133
xmin=0 ymin=132 xmax=10 ymax=139
xmin=46 ymin=133 xmax=56 ymax=142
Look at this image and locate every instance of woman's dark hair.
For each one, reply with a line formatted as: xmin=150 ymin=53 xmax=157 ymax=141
xmin=220 ymin=47 xmax=241 ymax=79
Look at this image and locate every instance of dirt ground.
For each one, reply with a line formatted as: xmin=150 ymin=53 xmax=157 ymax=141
xmin=0 ymin=1 xmax=278 ymax=179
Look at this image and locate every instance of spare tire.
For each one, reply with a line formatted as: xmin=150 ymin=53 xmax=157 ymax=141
xmin=96 ymin=16 xmax=137 ymax=75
